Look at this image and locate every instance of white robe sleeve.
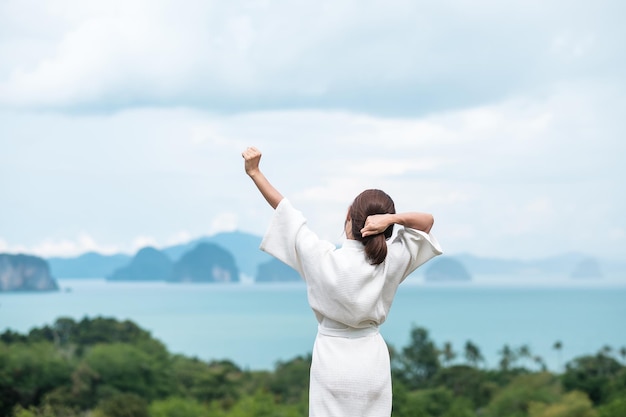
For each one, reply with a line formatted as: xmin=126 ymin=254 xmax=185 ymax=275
xmin=386 ymin=227 xmax=443 ymax=281
xmin=259 ymin=199 xmax=335 ymax=278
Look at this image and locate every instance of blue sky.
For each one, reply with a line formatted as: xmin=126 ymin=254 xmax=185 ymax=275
xmin=1 ymin=0 xmax=624 ymax=260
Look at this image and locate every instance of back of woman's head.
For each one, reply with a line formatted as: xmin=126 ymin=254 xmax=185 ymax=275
xmin=349 ymin=189 xmax=396 ymax=265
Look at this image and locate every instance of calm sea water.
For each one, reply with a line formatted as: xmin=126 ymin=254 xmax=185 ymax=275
xmin=1 ymin=279 xmax=625 ymax=370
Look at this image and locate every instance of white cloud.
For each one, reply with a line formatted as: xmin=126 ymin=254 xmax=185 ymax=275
xmin=0 ymin=238 xmax=8 ymax=253
xmin=1 ymin=56 xmax=624 ymax=260
xmin=166 ymin=230 xmax=193 ymax=246
xmin=0 ymin=233 xmax=121 ymax=257
xmin=1 ymin=0 xmax=623 ymax=114
xmin=343 ymin=157 xmax=445 ymax=177
xmin=130 ymin=235 xmax=159 ymax=253
xmin=208 ymin=212 xmax=239 ymax=235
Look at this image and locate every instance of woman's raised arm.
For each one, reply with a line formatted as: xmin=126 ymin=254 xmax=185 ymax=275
xmin=242 ymin=146 xmax=284 ymax=209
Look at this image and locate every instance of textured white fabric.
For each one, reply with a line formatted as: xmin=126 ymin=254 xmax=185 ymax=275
xmin=260 ymin=199 xmax=443 ymax=417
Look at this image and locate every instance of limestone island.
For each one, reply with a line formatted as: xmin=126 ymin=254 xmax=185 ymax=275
xmin=424 ymin=257 xmax=472 ymax=282
xmin=0 ymin=253 xmax=59 ymax=292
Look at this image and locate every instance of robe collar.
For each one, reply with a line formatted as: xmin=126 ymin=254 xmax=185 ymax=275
xmin=342 ymin=239 xmax=364 ymax=249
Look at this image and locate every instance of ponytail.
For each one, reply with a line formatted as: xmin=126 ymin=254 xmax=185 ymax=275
xmin=349 ymin=189 xmax=396 ymax=266
xmin=363 ymin=233 xmax=388 ymax=265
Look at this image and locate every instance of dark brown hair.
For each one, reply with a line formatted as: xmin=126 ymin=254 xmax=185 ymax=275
xmin=349 ymin=189 xmax=396 ymax=265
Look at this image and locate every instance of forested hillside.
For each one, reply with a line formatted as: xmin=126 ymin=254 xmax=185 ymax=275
xmin=1 ymin=317 xmax=625 ymax=417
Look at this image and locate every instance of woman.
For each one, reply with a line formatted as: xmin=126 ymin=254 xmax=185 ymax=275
xmin=242 ymin=146 xmax=442 ymax=417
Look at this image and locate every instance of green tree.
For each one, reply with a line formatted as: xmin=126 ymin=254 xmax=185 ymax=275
xmin=149 ymin=396 xmax=218 ymax=417
xmin=498 ymin=344 xmax=518 ymax=372
xmin=528 ymin=391 xmax=597 ymax=417
xmin=464 ymin=340 xmax=484 ymax=368
xmin=432 ymin=365 xmax=494 ymax=408
xmin=553 ymin=341 xmax=563 ymax=372
xmin=92 ymin=392 xmax=148 ymax=417
xmin=562 ymin=353 xmax=623 ymax=405
xmin=598 ymin=397 xmax=626 ymax=417
xmin=170 ymin=356 xmax=241 ymax=406
xmin=440 ymin=342 xmax=456 ymax=367
xmin=483 ymin=372 xmax=561 ymax=417
xmin=11 ymin=403 xmax=79 ymax=417
xmin=0 ymin=330 xmax=27 ymax=344
xmin=517 ymin=344 xmax=533 ymax=370
xmin=83 ymin=343 xmax=166 ymax=400
xmin=268 ymin=355 xmax=310 ymax=404
xmin=533 ymin=355 xmax=548 ymax=372
xmin=43 ymin=361 xmax=101 ymax=410
xmin=0 ymin=342 xmax=72 ymax=412
xmin=393 ymin=386 xmax=476 ymax=417
xmin=223 ymin=390 xmax=302 ymax=417
xmin=393 ymin=326 xmax=440 ymax=389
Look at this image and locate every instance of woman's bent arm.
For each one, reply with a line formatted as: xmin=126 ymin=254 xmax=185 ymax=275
xmin=361 ymin=212 xmax=434 ymax=237
xmin=242 ymin=147 xmax=284 ymax=209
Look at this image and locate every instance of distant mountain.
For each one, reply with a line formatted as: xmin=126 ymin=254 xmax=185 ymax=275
xmin=424 ymin=257 xmax=472 ymax=282
xmin=163 ymin=231 xmax=270 ymax=278
xmin=256 ymin=258 xmax=301 ymax=283
xmin=44 ymin=231 xmax=626 ymax=283
xmin=0 ymin=253 xmax=58 ymax=292
xmin=453 ymin=252 xmax=605 ymax=276
xmin=169 ymin=242 xmax=239 ymax=283
xmin=48 ymin=252 xmax=131 ymax=279
xmin=108 ymin=247 xmax=173 ymax=281
xmin=45 ymin=231 xmax=267 ymax=280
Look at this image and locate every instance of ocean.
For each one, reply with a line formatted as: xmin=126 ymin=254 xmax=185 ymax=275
xmin=1 ymin=279 xmax=625 ymax=371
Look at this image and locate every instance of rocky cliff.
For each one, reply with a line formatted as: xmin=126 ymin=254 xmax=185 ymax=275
xmin=0 ymin=254 xmax=59 ymax=292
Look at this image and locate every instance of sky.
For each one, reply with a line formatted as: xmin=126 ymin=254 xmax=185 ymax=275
xmin=1 ymin=0 xmax=625 ymax=260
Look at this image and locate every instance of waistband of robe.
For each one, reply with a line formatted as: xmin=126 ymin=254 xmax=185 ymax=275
xmin=317 ymin=324 xmax=379 ymax=339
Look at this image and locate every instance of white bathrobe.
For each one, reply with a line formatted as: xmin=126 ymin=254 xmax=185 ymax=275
xmin=261 ymin=199 xmax=442 ymax=417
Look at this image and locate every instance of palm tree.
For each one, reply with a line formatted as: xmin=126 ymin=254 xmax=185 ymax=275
xmin=498 ymin=344 xmax=517 ymax=372
xmin=600 ymin=345 xmax=613 ymax=357
xmin=619 ymin=346 xmax=626 ymax=365
xmin=553 ymin=340 xmax=563 ymax=373
xmin=598 ymin=345 xmax=615 ymax=377
xmin=517 ymin=344 xmax=532 ymax=370
xmin=464 ymin=340 xmax=484 ymax=368
xmin=440 ymin=342 xmax=456 ymax=367
xmin=533 ymin=355 xmax=547 ymax=372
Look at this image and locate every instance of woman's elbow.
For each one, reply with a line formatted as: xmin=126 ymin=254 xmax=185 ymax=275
xmin=424 ymin=214 xmax=434 ymax=234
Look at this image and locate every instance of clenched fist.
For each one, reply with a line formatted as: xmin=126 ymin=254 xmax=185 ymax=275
xmin=242 ymin=146 xmax=262 ymax=176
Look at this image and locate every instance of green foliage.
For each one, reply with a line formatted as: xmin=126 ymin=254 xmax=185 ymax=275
xmin=393 ymin=326 xmax=440 ymax=389
xmin=392 ymin=386 xmax=476 ymax=417
xmin=0 ymin=330 xmax=27 ymax=344
xmin=483 ymin=373 xmax=561 ymax=417
xmin=222 ymin=390 xmax=303 ymax=417
xmin=597 ymin=397 xmax=626 ymax=417
xmin=169 ymin=356 xmax=241 ymax=405
xmin=0 ymin=342 xmax=72 ymax=414
xmin=268 ymin=355 xmax=311 ymax=404
xmin=11 ymin=403 xmax=80 ymax=417
xmin=463 ymin=340 xmax=484 ymax=368
xmin=562 ymin=353 xmax=623 ymax=405
xmin=84 ymin=343 xmax=168 ymax=400
xmin=528 ymin=391 xmax=597 ymax=417
xmin=93 ymin=392 xmax=149 ymax=417
xmin=431 ymin=365 xmax=494 ymax=408
xmin=149 ymin=396 xmax=217 ymax=417
xmin=2 ymin=317 xmax=625 ymax=417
